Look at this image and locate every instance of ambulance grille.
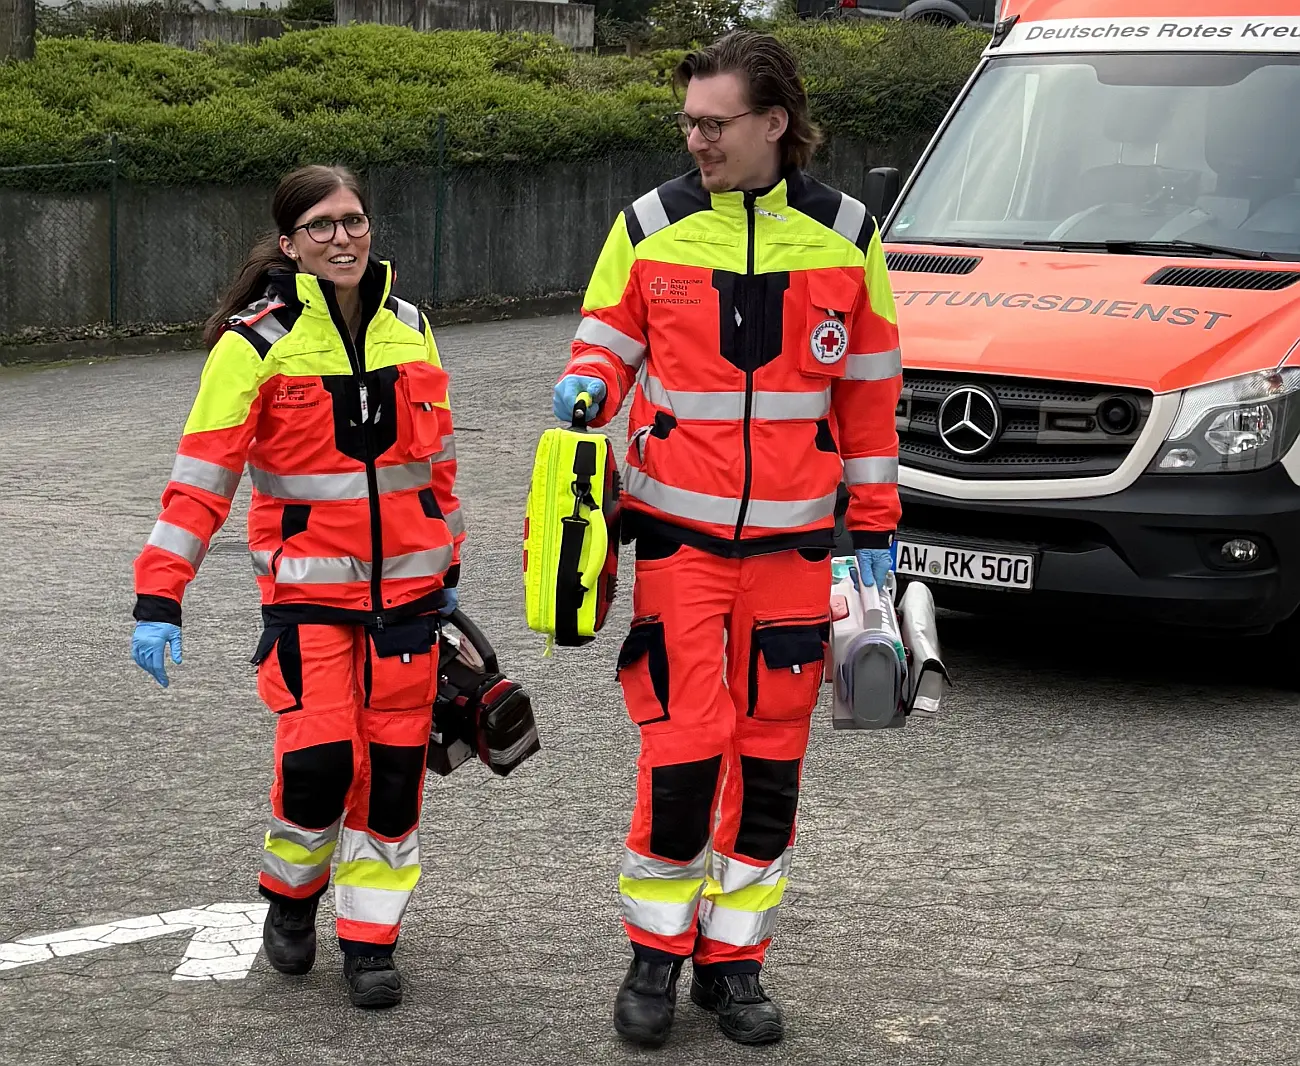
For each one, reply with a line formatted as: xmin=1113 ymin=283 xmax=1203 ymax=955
xmin=885 ymin=252 xmax=982 ymax=275
xmin=898 ymin=371 xmax=1153 ymax=480
xmin=1146 ymin=266 xmax=1300 ymax=291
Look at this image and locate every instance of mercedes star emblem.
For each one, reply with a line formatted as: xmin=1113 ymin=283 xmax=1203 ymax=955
xmin=937 ymin=386 xmax=1002 ymax=457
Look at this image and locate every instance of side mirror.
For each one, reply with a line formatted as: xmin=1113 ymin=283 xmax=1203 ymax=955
xmin=865 ymin=167 xmax=901 ymax=223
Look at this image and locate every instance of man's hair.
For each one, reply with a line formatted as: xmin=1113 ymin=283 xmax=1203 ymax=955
xmin=672 ymin=29 xmax=823 ymax=171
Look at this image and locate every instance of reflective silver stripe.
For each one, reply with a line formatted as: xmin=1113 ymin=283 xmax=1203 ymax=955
xmin=259 ymin=545 xmax=454 ymax=585
xmin=147 ymin=520 xmax=205 ymax=566
xmin=833 ymin=193 xmax=868 ymax=245
xmin=575 ymin=317 xmax=647 ymax=369
xmin=621 ymin=847 xmax=708 ymax=882
xmin=845 ymin=348 xmax=903 ymax=382
xmin=337 ymin=827 xmax=420 ymax=870
xmin=696 ymin=899 xmax=781 ymax=947
xmin=249 ymin=461 xmax=432 ymax=501
xmin=632 ymin=189 xmax=670 ymax=239
xmin=335 ymin=885 xmax=409 ymax=928
xmin=390 ymin=297 xmax=422 ymax=333
xmin=383 ymin=545 xmax=455 ymax=581
xmin=623 ymin=469 xmax=740 ymax=526
xmin=620 ymin=895 xmax=701 ymax=938
xmin=267 ymin=816 xmax=341 ymax=855
xmin=444 ymin=507 xmax=466 ymax=538
xmin=624 ymin=470 xmax=836 ymax=530
xmin=278 ymin=555 xmax=368 ymax=584
xmin=249 ymin=314 xmax=288 ymax=348
xmin=430 ymin=437 xmax=456 ymax=464
xmin=261 ymin=849 xmax=332 ymax=889
xmin=571 ymin=352 xmax=613 ymax=369
xmin=746 ymin=491 xmax=838 ymax=529
xmin=709 ymin=849 xmax=792 ymax=895
xmin=844 ymin=456 xmax=899 ymax=485
xmin=169 ymin=455 xmax=241 ymax=499
xmin=640 ymin=375 xmax=829 ymax=421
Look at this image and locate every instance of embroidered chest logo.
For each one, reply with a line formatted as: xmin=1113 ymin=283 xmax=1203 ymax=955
xmin=648 ymin=275 xmax=702 ymax=306
xmin=272 ymin=382 xmax=320 ymax=410
xmin=811 ymin=318 xmax=849 ymax=365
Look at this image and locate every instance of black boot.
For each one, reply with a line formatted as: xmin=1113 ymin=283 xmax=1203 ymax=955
xmin=261 ymin=895 xmax=319 ymax=976
xmin=613 ymin=955 xmax=685 ymax=1048
xmin=343 ymin=954 xmax=403 ymax=1009
xmin=691 ymin=969 xmax=785 ymax=1046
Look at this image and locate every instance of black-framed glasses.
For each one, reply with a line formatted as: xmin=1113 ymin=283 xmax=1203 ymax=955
xmin=290 ymin=213 xmax=371 ymax=244
xmin=673 ymin=110 xmax=760 ymax=142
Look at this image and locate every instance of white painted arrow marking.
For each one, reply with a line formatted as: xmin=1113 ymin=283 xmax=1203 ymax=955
xmin=0 ymin=902 xmax=270 ymax=982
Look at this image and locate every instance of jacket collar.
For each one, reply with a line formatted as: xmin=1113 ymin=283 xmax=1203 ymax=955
xmin=266 ymin=255 xmax=393 ymax=322
xmin=702 ymin=165 xmax=800 ymax=218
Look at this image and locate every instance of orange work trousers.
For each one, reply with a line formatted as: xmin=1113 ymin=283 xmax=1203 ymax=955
xmin=251 ymin=616 xmax=439 ymax=955
xmin=614 ymin=539 xmax=831 ymax=972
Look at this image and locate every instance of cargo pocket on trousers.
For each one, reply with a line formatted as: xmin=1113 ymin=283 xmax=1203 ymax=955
xmin=251 ymin=623 xmax=304 ymax=713
xmin=366 ymin=617 xmax=439 ymax=711
xmin=616 ymin=617 xmax=670 ymax=726
xmin=747 ymin=620 xmax=828 ymax=720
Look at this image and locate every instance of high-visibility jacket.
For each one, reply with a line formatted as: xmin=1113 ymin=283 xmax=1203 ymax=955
xmin=133 ymin=257 xmax=465 ymax=629
xmin=561 ymin=167 xmax=901 ymax=556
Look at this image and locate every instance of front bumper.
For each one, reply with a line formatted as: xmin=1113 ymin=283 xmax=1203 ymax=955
xmin=834 ymin=466 xmax=1300 ymax=634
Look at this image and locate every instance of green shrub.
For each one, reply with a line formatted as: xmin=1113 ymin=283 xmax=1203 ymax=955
xmin=0 ymin=21 xmax=986 ymax=190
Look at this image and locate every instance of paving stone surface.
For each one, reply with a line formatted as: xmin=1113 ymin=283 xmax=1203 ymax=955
xmin=1 ymin=318 xmax=1298 ymax=1065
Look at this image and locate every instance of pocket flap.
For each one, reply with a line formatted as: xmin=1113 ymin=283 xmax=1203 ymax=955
xmin=806 ymin=270 xmax=861 ymax=315
xmin=617 ymin=619 xmax=664 ymax=673
xmin=371 ymin=617 xmax=437 ymax=659
xmin=756 ymin=622 xmax=828 ymax=670
xmin=250 ymin=624 xmax=288 ymax=666
xmin=403 ymin=360 xmax=449 ymax=405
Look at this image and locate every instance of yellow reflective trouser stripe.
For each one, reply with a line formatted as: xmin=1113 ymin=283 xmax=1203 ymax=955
xmin=618 ymin=874 xmax=705 ymax=906
xmin=334 ymin=859 xmax=422 ymax=893
xmin=704 ymin=877 xmax=787 ymax=913
xmin=264 ymin=833 xmax=336 ymax=868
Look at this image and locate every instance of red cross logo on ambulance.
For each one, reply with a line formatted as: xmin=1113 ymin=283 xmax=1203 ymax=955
xmin=811 ymin=318 xmax=849 ymax=365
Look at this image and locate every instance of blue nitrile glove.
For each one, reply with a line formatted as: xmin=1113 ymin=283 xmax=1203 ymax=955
xmin=856 ymin=548 xmax=893 ymax=590
xmin=132 ymin=621 xmax=183 ymax=688
xmin=553 ymin=375 xmax=606 ymax=423
xmin=438 ymin=586 xmax=459 ymax=617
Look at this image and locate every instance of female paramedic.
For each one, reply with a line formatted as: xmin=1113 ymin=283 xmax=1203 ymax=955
xmin=129 ymin=164 xmax=466 ymax=1010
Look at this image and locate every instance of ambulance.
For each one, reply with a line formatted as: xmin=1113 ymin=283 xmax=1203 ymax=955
xmin=859 ymin=0 xmax=1300 ymax=634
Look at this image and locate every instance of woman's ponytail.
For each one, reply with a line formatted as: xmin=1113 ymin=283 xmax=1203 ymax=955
xmin=202 ymin=234 xmax=293 ymax=349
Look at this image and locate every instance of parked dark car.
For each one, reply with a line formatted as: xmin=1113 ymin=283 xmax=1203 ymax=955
xmin=795 ymin=0 xmax=998 ymax=28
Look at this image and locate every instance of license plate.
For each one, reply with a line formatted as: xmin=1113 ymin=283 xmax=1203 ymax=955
xmin=895 ymin=539 xmax=1035 ymax=591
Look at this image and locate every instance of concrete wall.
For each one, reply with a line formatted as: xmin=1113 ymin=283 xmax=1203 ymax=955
xmin=0 ymin=138 xmax=928 ymax=334
xmin=160 ymin=12 xmax=313 ymax=48
xmin=337 ymin=0 xmax=595 ymax=48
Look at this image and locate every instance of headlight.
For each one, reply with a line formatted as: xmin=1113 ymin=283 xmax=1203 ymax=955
xmin=1149 ymin=368 xmax=1300 ymax=474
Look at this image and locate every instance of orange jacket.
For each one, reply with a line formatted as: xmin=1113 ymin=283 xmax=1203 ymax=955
xmin=560 ymin=167 xmax=902 ymax=556
xmin=133 ymin=258 xmax=464 ymax=628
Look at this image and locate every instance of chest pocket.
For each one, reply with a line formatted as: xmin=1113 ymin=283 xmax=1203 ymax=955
xmin=400 ymin=360 xmax=449 ymax=460
xmin=801 ymin=270 xmax=861 ymax=381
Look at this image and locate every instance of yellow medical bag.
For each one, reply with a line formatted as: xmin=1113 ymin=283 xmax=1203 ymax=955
xmin=523 ymin=392 xmax=621 ymax=650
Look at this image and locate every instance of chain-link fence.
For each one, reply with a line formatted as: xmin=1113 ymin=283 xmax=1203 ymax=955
xmin=0 ymin=112 xmax=930 ymax=340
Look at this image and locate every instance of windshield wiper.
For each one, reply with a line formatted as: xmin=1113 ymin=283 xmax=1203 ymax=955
xmin=887 ymin=237 xmax=1023 ymax=250
xmin=1021 ymin=238 xmax=1282 ymax=262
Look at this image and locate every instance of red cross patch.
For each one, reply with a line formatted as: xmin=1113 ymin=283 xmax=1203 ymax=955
xmin=650 ymin=277 xmax=668 ymax=297
xmin=811 ymin=318 xmax=849 ymax=365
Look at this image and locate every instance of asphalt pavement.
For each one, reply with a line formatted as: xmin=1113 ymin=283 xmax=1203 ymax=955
xmin=1 ymin=316 xmax=1299 ymax=1066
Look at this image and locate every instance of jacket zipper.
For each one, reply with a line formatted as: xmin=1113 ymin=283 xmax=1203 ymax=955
xmin=322 ymin=287 xmax=386 ymax=631
xmin=733 ymin=190 xmax=758 ymax=543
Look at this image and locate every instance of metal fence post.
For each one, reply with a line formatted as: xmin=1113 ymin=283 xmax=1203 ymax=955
xmin=432 ymin=113 xmax=446 ymax=308
xmin=108 ymin=134 xmax=119 ymax=328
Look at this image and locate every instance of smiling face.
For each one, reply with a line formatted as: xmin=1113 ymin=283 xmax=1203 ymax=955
xmin=278 ymin=185 xmax=371 ymax=291
xmin=682 ymin=71 xmax=787 ymax=193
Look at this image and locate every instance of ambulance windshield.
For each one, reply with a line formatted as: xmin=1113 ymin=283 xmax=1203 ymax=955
xmin=886 ymin=52 xmax=1300 ymax=261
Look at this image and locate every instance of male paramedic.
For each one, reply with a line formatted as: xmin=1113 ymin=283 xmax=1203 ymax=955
xmin=551 ymin=29 xmax=902 ymax=1049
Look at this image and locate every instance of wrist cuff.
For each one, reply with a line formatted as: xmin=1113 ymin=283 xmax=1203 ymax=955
xmin=134 ymin=594 xmax=182 ymax=626
xmin=851 ymin=530 xmax=895 ymax=551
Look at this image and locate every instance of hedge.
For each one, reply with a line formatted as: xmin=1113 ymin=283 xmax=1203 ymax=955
xmin=0 ymin=20 xmax=986 ymax=189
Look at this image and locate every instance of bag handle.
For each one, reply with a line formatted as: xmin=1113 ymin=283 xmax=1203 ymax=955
xmin=443 ymin=608 xmax=499 ymax=676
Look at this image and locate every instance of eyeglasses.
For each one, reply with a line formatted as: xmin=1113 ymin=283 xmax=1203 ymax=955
xmin=290 ymin=213 xmax=371 ymax=244
xmin=673 ymin=110 xmax=760 ymax=142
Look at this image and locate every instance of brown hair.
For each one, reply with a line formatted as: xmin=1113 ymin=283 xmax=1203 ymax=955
xmin=203 ymin=164 xmax=369 ymax=348
xmin=672 ymin=29 xmax=822 ymax=171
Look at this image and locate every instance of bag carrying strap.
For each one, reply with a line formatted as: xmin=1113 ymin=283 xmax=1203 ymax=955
xmin=556 ymin=439 xmax=598 ymax=645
